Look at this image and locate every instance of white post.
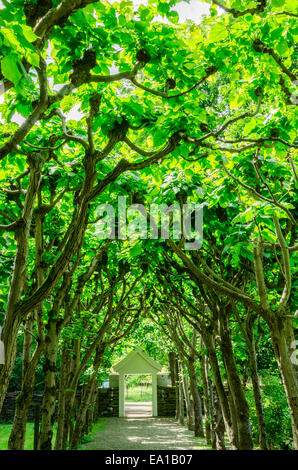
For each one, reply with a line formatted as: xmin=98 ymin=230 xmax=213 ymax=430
xmin=152 ymin=372 xmax=158 ymax=417
xmin=119 ymin=373 xmax=125 ymax=417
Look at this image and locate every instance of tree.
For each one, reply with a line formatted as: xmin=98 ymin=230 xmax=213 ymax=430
xmin=0 ymin=0 xmax=297 ymax=451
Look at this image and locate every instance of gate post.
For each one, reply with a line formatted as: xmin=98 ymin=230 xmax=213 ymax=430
xmin=152 ymin=372 xmax=158 ymax=417
xmin=119 ymin=373 xmax=125 ymax=417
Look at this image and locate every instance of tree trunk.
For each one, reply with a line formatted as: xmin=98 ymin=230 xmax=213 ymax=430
xmin=181 ymin=367 xmax=193 ymax=431
xmin=60 ymin=339 xmax=82 ymax=449
xmin=188 ymin=360 xmax=204 ymax=437
xmin=245 ymin=325 xmax=268 ymax=449
xmin=70 ymin=348 xmax=102 ymax=450
xmin=177 ymin=361 xmax=185 ymax=426
xmin=199 ymin=354 xmax=211 ymax=444
xmin=34 ymin=404 xmax=41 ymax=450
xmin=219 ymin=314 xmax=253 ymax=450
xmin=8 ymin=313 xmax=33 ymax=449
xmin=174 ymin=356 xmax=180 ymax=421
xmin=0 ymin=154 xmax=43 ymax=413
xmin=61 ymin=389 xmax=76 ymax=449
xmin=208 ymin=376 xmax=216 ymax=449
xmin=54 ymin=346 xmax=69 ymax=450
xmin=214 ymin=391 xmax=226 ymax=450
xmin=169 ymin=351 xmax=176 ymax=386
xmin=39 ymin=318 xmax=59 ymax=450
xmin=227 ymin=388 xmax=239 ymax=449
xmin=202 ymin=330 xmax=238 ymax=449
xmin=8 ymin=338 xmax=44 ymax=449
xmin=269 ymin=314 xmax=298 ymax=449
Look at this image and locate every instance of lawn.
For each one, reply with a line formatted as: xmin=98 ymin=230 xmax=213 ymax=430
xmin=125 ymin=385 xmax=152 ymax=402
xmin=0 ymin=422 xmax=41 ymax=450
xmin=0 ymin=420 xmax=106 ymax=450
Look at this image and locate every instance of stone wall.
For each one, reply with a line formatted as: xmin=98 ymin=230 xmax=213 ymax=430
xmin=0 ymin=390 xmax=82 ymax=424
xmin=97 ymin=386 xmax=177 ymax=417
xmin=0 ymin=388 xmax=119 ymax=423
xmin=96 ymin=388 xmax=119 ymax=417
xmin=157 ymin=386 xmax=176 ymax=417
xmin=0 ymin=391 xmax=44 ymax=423
xmin=1 ymin=386 xmax=175 ymax=422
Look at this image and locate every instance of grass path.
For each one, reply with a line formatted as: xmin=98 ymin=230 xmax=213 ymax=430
xmin=81 ymin=416 xmax=212 ymax=451
xmin=125 ymin=385 xmax=152 ymax=402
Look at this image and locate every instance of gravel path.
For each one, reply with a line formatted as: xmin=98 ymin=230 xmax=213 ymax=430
xmin=82 ymin=404 xmax=211 ymax=450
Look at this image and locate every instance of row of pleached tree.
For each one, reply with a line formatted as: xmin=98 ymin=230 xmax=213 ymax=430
xmin=0 ymin=0 xmax=297 ymax=450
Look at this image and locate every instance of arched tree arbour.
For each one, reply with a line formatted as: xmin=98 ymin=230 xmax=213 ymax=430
xmin=0 ymin=0 xmax=296 ymax=451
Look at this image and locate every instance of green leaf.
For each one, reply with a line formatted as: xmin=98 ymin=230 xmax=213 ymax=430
xmin=21 ymin=25 xmax=39 ymax=43
xmin=2 ymin=27 xmax=20 ymax=48
xmin=185 ymin=168 xmax=194 ymax=177
xmin=167 ymin=11 xmax=179 ymax=24
xmin=208 ymin=23 xmax=228 ymax=43
xmin=158 ymin=2 xmax=170 ymax=15
xmin=276 ymin=38 xmax=289 ymax=57
xmin=272 ymin=0 xmax=285 ymax=6
xmin=1 ymin=54 xmax=22 ymax=85
xmin=129 ymin=243 xmax=143 ymax=257
xmin=24 ymin=50 xmax=40 ymax=67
